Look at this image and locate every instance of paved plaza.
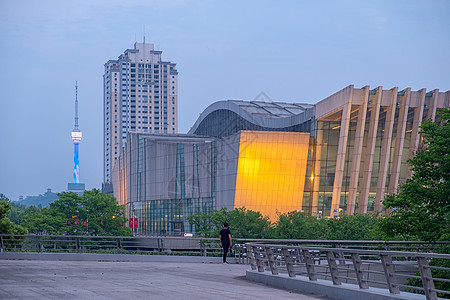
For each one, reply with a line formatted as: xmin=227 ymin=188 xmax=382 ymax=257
xmin=0 ymin=260 xmax=333 ymax=300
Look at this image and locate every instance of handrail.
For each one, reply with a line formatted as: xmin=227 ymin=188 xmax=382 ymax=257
xmin=1 ymin=234 xmax=448 ymax=259
xmin=245 ymin=242 xmax=450 ymax=300
xmin=2 ymin=234 xmax=450 ymax=244
xmin=252 ymin=244 xmax=450 ymax=259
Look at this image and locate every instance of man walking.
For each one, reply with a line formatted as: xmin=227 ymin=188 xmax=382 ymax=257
xmin=219 ymin=222 xmax=232 ymax=264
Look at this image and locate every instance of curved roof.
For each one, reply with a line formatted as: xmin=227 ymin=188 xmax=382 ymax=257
xmin=188 ymin=100 xmax=315 ymax=135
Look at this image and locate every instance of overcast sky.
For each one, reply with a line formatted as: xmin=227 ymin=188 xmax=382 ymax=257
xmin=0 ymin=0 xmax=449 ymax=201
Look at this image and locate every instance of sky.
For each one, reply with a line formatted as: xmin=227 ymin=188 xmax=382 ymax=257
xmin=0 ymin=0 xmax=449 ymax=201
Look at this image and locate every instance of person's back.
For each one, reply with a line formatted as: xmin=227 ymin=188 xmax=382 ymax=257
xmin=219 ymin=223 xmax=232 ymax=263
xmin=220 ymin=228 xmax=231 ymax=245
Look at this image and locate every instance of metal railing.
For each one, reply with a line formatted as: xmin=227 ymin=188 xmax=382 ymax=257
xmin=0 ymin=234 xmax=224 ymax=256
xmin=1 ymin=234 xmax=449 ymax=259
xmin=245 ymin=242 xmax=450 ymax=300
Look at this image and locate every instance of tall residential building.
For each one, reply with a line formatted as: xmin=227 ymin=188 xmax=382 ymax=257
xmin=103 ymin=42 xmax=178 ymax=183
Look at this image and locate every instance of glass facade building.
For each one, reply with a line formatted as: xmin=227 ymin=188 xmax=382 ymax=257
xmin=112 ymin=85 xmax=449 ymax=235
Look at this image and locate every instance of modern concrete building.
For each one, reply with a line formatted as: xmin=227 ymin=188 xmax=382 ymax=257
xmin=112 ymin=85 xmax=449 ymax=235
xmin=103 ymin=42 xmax=178 ymax=184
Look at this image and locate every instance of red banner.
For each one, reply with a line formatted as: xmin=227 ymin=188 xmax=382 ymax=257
xmin=130 ymin=218 xmax=139 ymax=229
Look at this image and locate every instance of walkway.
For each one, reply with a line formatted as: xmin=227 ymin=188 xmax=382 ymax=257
xmin=0 ymin=260 xmax=333 ymax=300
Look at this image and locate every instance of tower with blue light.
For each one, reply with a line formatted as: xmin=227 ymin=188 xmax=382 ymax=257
xmin=68 ymin=81 xmax=85 ymax=194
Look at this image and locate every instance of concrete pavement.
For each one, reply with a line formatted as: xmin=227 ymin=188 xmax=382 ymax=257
xmin=0 ymin=259 xmax=333 ymax=300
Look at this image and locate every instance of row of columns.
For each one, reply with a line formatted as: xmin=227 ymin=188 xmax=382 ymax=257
xmin=327 ymin=86 xmax=448 ymax=217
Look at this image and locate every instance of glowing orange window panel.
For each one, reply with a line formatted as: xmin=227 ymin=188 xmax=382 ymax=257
xmin=234 ymin=131 xmax=310 ymax=221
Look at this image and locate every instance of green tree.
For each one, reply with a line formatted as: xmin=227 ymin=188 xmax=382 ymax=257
xmin=7 ymin=202 xmax=41 ymax=225
xmin=187 ymin=208 xmax=227 ymax=237
xmin=379 ymin=108 xmax=450 ymax=241
xmin=274 ymin=211 xmax=382 ymax=240
xmin=188 ymin=207 xmax=274 ymax=238
xmin=324 ymin=213 xmax=381 ymax=240
xmin=275 ymin=211 xmax=328 ymax=239
xmin=0 ymin=194 xmax=28 ymax=235
xmin=226 ymin=208 xmax=273 ymax=238
xmin=21 ymin=190 xmax=131 ymax=236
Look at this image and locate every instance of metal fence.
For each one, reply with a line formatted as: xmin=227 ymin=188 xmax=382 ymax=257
xmin=245 ymin=242 xmax=450 ymax=300
xmin=0 ymin=234 xmax=223 ymax=256
xmin=1 ymin=235 xmax=449 ymax=258
xmin=1 ymin=235 xmax=449 ymax=299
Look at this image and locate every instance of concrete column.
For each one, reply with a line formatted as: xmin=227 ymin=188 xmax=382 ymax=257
xmin=374 ymin=87 xmax=398 ymax=212
xmin=330 ymin=85 xmax=353 ymax=218
xmin=446 ymin=91 xmax=450 ymax=109
xmin=388 ymin=88 xmax=410 ymax=195
xmin=406 ymin=88 xmax=426 ymax=179
xmin=426 ymin=89 xmax=439 ymax=122
xmin=311 ymin=125 xmax=323 ymax=214
xmin=346 ymin=86 xmax=370 ymax=215
xmin=358 ymin=86 xmax=382 ymax=214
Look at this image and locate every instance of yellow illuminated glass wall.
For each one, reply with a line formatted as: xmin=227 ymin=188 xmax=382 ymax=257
xmin=234 ymin=131 xmax=310 ymax=221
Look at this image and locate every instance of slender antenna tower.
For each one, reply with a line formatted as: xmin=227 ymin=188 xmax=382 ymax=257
xmin=71 ymin=81 xmax=82 ymax=184
xmin=74 ymin=82 xmax=79 ymax=129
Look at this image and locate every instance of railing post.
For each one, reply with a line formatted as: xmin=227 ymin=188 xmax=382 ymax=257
xmin=253 ymin=246 xmax=265 ymax=272
xmin=247 ymin=244 xmax=257 ymax=270
xmin=417 ymin=256 xmax=437 ymax=300
xmin=380 ymin=254 xmax=399 ymax=294
xmin=335 ymin=243 xmax=345 ymax=265
xmin=351 ymin=253 xmax=368 ymax=289
xmin=302 ymin=249 xmax=317 ymax=281
xmin=265 ymin=246 xmax=278 ymax=275
xmin=37 ymin=236 xmax=42 ymax=253
xmin=282 ymin=248 xmax=296 ymax=277
xmin=158 ymin=238 xmax=163 ymax=253
xmin=326 ymin=251 xmax=341 ymax=285
xmin=0 ymin=235 xmax=4 ymax=252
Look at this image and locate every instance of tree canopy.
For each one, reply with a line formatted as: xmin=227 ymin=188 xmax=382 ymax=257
xmin=21 ymin=189 xmax=132 ymax=236
xmin=379 ymin=108 xmax=450 ymax=241
xmin=188 ymin=207 xmax=273 ymax=238
xmin=188 ymin=207 xmax=382 ymax=240
xmin=0 ymin=194 xmax=28 ymax=235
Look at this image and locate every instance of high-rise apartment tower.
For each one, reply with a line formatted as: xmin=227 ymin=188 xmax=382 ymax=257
xmin=103 ymin=42 xmax=178 ymax=183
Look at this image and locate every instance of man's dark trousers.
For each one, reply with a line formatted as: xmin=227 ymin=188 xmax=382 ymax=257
xmin=222 ymin=243 xmax=230 ymax=263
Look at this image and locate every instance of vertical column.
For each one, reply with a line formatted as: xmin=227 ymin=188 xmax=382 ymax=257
xmin=311 ymin=125 xmax=323 ymax=214
xmin=388 ymin=88 xmax=410 ymax=195
xmin=446 ymin=91 xmax=450 ymax=109
xmin=426 ymin=89 xmax=439 ymax=122
xmin=330 ymin=85 xmax=353 ymax=218
xmin=347 ymin=86 xmax=370 ymax=215
xmin=358 ymin=86 xmax=382 ymax=214
xmin=374 ymin=87 xmax=398 ymax=212
xmin=406 ymin=88 xmax=426 ymax=179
